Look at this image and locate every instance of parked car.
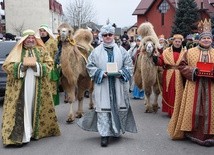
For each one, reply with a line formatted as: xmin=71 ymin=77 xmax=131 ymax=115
xmin=0 ymin=41 xmax=17 ymax=100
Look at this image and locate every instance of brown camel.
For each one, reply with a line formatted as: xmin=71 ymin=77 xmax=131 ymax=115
xmin=134 ymin=36 xmax=162 ymax=113
xmin=134 ymin=22 xmax=162 ymax=113
xmin=57 ymin=23 xmax=94 ymax=123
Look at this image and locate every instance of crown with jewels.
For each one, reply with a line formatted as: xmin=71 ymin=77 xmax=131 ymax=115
xmin=198 ymin=18 xmax=212 ymax=39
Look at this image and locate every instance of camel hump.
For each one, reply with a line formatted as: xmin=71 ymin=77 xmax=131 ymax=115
xmin=74 ymin=28 xmax=94 ymax=52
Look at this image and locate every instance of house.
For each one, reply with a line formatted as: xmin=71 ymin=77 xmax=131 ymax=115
xmin=126 ymin=23 xmax=138 ymax=41
xmin=1 ymin=0 xmax=63 ymax=36
xmin=133 ymin=0 xmax=214 ymax=38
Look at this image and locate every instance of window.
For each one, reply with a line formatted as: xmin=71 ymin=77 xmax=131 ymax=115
xmin=158 ymin=0 xmax=170 ymax=25
xmin=159 ymin=0 xmax=170 ymax=14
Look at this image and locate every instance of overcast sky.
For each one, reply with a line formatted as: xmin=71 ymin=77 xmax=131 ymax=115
xmin=58 ymin=0 xmax=141 ymax=27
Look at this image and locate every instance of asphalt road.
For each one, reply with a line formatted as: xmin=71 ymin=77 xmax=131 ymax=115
xmin=0 ymin=93 xmax=214 ymax=155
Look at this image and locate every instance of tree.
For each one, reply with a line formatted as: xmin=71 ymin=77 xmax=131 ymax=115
xmin=171 ymin=0 xmax=199 ymax=38
xmin=11 ymin=22 xmax=25 ymax=36
xmin=64 ymin=0 xmax=97 ymax=30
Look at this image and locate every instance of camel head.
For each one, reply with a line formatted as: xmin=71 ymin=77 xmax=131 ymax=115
xmin=145 ymin=41 xmax=155 ymax=56
xmin=141 ymin=36 xmax=159 ymax=57
xmin=57 ymin=23 xmax=74 ymax=42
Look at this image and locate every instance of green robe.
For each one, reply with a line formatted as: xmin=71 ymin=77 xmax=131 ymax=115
xmin=45 ymin=38 xmax=60 ymax=106
xmin=1 ymin=46 xmax=60 ymax=145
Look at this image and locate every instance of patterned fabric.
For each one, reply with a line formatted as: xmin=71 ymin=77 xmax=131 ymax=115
xmin=157 ymin=46 xmax=186 ymax=117
xmin=45 ymin=37 xmax=59 ymax=105
xmin=1 ymin=47 xmax=60 ymax=145
xmin=77 ymin=106 xmax=137 ymax=136
xmin=167 ymin=46 xmax=214 ymax=142
xmin=77 ymin=43 xmax=137 ymax=136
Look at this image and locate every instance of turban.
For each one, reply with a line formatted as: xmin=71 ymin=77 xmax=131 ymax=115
xmin=100 ymin=24 xmax=115 ymax=35
xmin=22 ymin=29 xmax=35 ymax=37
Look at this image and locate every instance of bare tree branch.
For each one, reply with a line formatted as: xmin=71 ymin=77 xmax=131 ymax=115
xmin=64 ymin=0 xmax=97 ymax=30
xmin=11 ymin=22 xmax=25 ymax=36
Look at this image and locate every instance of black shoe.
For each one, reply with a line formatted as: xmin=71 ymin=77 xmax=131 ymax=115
xmin=5 ymin=143 xmax=27 ymax=148
xmin=84 ymin=90 xmax=89 ymax=98
xmin=101 ymin=136 xmax=109 ymax=147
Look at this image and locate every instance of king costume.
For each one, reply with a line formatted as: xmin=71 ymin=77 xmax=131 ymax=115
xmin=1 ymin=29 xmax=60 ymax=146
xmin=77 ymin=24 xmax=137 ymax=147
xmin=167 ymin=19 xmax=214 ymax=146
xmin=153 ymin=34 xmax=186 ymax=117
xmin=38 ymin=24 xmax=60 ymax=106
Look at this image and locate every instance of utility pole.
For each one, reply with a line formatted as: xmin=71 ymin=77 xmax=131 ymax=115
xmin=77 ymin=6 xmax=81 ymax=28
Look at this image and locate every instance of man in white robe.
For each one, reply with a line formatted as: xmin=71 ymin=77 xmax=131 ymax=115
xmin=77 ymin=24 xmax=137 ymax=147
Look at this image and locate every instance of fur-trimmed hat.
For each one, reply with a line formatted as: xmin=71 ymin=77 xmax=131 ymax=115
xmin=172 ymin=34 xmax=184 ymax=41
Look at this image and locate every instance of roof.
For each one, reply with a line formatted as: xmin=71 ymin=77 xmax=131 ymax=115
xmin=209 ymin=0 xmax=214 ymax=4
xmin=133 ymin=0 xmax=214 ymax=16
xmin=127 ymin=23 xmax=137 ymax=32
xmin=132 ymin=0 xmax=155 ymax=15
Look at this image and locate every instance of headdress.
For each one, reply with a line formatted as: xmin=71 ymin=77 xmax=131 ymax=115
xmin=198 ymin=18 xmax=212 ymax=39
xmin=23 ymin=29 xmax=35 ymax=37
xmin=100 ymin=24 xmax=115 ymax=35
xmin=172 ymin=34 xmax=184 ymax=41
xmin=38 ymin=24 xmax=55 ymax=39
xmin=3 ymin=29 xmax=45 ymax=69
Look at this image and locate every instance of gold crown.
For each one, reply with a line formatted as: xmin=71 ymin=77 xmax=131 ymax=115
xmin=198 ymin=18 xmax=212 ymax=33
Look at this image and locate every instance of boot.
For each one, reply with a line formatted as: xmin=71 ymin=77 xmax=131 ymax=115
xmin=101 ymin=136 xmax=109 ymax=147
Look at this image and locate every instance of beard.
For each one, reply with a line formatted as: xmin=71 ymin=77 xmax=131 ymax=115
xmin=24 ymin=42 xmax=37 ymax=48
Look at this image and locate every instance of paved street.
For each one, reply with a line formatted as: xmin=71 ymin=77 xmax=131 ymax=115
xmin=0 ymin=93 xmax=214 ymax=155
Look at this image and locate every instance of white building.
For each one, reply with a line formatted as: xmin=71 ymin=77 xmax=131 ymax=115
xmin=4 ymin=0 xmax=63 ymax=36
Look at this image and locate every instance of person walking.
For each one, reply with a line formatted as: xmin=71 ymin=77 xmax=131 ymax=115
xmin=129 ymin=36 xmax=144 ymax=99
xmin=153 ymin=34 xmax=186 ymax=117
xmin=77 ymin=23 xmax=137 ymax=147
xmin=1 ymin=29 xmax=60 ymax=147
xmin=38 ymin=24 xmax=60 ymax=106
xmin=167 ymin=19 xmax=214 ymax=146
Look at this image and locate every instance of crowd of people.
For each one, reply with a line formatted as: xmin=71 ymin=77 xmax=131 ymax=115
xmin=1 ymin=18 xmax=214 ymax=148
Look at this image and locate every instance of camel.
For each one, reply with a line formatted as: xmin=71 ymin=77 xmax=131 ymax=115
xmin=134 ymin=22 xmax=162 ymax=113
xmin=57 ymin=23 xmax=94 ymax=123
xmin=134 ymin=36 xmax=162 ymax=113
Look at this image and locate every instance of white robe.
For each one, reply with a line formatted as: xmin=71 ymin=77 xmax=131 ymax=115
xmin=87 ymin=44 xmax=133 ymax=112
xmin=20 ymin=63 xmax=40 ymax=143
